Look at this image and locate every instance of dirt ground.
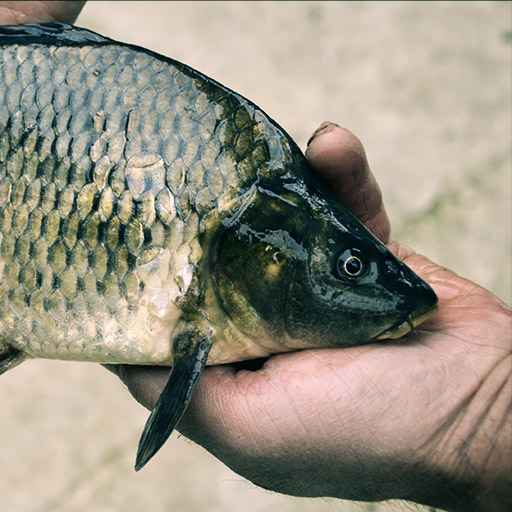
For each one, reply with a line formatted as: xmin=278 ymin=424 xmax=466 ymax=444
xmin=1 ymin=2 xmax=510 ymax=512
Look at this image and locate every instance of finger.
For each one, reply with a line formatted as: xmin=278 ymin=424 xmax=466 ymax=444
xmin=305 ymin=123 xmax=391 ymax=243
xmin=387 ymin=241 xmax=490 ymax=305
xmin=0 ymin=1 xmax=86 ymax=24
xmin=44 ymin=1 xmax=86 ymax=23
xmin=127 ymin=364 xmax=249 ymax=462
xmin=109 ymin=364 xmax=170 ymax=410
xmin=112 ymin=363 xmax=239 ymax=414
xmin=112 ymin=361 xmax=264 ymax=453
xmin=177 ymin=366 xmax=243 ymax=445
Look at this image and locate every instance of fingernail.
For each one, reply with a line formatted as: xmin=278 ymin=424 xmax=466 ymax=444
xmin=307 ymin=121 xmax=340 ymax=147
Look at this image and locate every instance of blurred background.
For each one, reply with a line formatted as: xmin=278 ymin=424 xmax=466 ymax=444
xmin=1 ymin=2 xmax=510 ymax=511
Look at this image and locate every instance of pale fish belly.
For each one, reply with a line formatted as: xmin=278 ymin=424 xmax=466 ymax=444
xmin=0 ymin=41 xmax=240 ymax=364
xmin=2 ymin=231 xmax=202 ymax=365
xmin=0 ymin=32 xmax=292 ymax=367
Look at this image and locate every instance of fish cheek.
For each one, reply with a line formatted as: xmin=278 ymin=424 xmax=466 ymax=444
xmin=284 ymin=271 xmax=354 ymax=347
xmin=213 ymin=230 xmax=293 ymax=340
xmin=285 ymin=253 xmax=398 ymax=346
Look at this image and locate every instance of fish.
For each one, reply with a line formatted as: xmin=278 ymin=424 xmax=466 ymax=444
xmin=0 ymin=22 xmax=438 ymax=470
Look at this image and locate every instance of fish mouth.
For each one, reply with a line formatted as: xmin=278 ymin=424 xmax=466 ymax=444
xmin=375 ymin=304 xmax=437 ymax=341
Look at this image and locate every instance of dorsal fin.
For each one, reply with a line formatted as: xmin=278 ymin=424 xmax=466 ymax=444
xmin=0 ymin=22 xmax=112 ymax=46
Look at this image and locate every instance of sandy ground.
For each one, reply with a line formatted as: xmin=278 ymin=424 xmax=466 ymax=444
xmin=1 ymin=2 xmax=510 ymax=511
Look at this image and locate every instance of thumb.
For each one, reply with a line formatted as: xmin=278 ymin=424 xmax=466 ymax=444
xmin=306 ymin=123 xmax=391 ymax=243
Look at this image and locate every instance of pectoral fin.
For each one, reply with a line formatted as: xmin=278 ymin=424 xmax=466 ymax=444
xmin=0 ymin=348 xmax=25 ymax=376
xmin=135 ymin=333 xmax=212 ymax=471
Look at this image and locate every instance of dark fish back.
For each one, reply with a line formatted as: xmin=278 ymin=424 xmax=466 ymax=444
xmin=0 ymin=23 xmax=295 ymax=363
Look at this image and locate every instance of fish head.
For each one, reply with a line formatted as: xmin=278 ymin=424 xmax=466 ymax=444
xmin=284 ymin=192 xmax=438 ymax=346
xmin=213 ymin=170 xmax=437 ymax=351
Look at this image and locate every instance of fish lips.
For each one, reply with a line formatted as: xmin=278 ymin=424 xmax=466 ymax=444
xmin=375 ymin=287 xmax=438 ymax=341
xmin=373 ymin=250 xmax=439 ymax=341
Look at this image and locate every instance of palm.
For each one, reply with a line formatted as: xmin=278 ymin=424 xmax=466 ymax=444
xmin=171 ymin=242 xmax=509 ymax=501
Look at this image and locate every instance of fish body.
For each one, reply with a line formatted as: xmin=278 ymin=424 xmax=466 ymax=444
xmin=0 ymin=23 xmax=296 ymax=366
xmin=0 ymin=23 xmax=437 ymax=469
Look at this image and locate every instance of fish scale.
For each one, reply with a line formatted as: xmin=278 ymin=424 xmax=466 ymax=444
xmin=0 ymin=27 xmax=287 ymax=365
xmin=0 ymin=23 xmax=439 ymax=470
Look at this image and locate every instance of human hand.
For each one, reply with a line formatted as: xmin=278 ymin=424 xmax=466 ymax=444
xmin=110 ymin=124 xmax=511 ymax=511
xmin=0 ymin=1 xmax=85 ymax=25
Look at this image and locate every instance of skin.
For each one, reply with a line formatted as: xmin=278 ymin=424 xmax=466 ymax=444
xmin=1 ymin=2 xmax=510 ymax=511
xmin=0 ymin=1 xmax=85 ymax=24
xmin=117 ymin=126 xmax=512 ymax=512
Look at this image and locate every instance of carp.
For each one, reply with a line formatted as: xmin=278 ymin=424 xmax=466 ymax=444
xmin=0 ymin=23 xmax=437 ymax=470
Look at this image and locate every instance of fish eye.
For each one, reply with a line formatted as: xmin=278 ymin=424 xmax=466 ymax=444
xmin=336 ymin=249 xmax=364 ymax=279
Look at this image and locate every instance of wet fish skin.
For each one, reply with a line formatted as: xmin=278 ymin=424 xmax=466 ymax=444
xmin=0 ymin=23 xmax=438 ymax=470
xmin=0 ymin=22 xmax=296 ymax=365
xmin=0 ymin=23 xmax=437 ymax=366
